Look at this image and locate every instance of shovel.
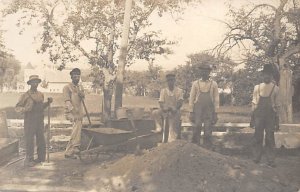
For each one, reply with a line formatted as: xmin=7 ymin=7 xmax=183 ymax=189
xmin=81 ymin=99 xmax=92 ymax=128
xmin=46 ymin=101 xmax=51 ymax=163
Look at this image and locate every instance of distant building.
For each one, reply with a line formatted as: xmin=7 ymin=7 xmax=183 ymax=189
xmin=17 ymin=64 xmax=93 ymax=93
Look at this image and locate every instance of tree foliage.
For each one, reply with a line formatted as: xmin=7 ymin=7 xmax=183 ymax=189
xmin=3 ymin=0 xmax=199 ymax=75
xmin=0 ymin=54 xmax=21 ymax=92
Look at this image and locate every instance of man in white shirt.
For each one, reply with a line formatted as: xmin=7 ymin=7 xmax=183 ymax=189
xmin=251 ymin=64 xmax=280 ymax=167
xmin=189 ymin=64 xmax=219 ymax=147
xmin=151 ymin=73 xmax=184 ymax=142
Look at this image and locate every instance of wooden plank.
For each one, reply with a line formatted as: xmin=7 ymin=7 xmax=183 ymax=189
xmin=0 ymin=138 xmax=19 ymax=165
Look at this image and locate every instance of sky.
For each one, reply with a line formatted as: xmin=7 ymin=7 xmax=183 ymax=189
xmin=1 ymin=0 xmax=276 ymax=71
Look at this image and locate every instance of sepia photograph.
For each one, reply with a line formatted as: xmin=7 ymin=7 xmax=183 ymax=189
xmin=0 ymin=0 xmax=299 ymax=191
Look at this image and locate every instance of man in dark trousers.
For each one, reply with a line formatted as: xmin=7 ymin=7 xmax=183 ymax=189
xmin=189 ymin=64 xmax=219 ymax=147
xmin=252 ymin=64 xmax=280 ymax=167
xmin=63 ymin=68 xmax=85 ymax=159
xmin=16 ymin=75 xmax=53 ymax=167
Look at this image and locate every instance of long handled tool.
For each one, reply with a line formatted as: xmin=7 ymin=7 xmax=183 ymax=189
xmin=47 ymin=102 xmax=51 ymax=163
xmin=81 ymin=99 xmax=92 ymax=128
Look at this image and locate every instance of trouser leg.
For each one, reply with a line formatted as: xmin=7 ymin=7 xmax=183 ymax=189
xmin=151 ymin=109 xmax=163 ymax=132
xmin=65 ymin=119 xmax=82 ymax=156
xmin=203 ymin=119 xmax=213 ymax=147
xmin=265 ymin=118 xmax=275 ymax=164
xmin=192 ymin=121 xmax=202 ymax=145
xmin=168 ymin=111 xmax=181 ymax=142
xmin=253 ymin=118 xmax=264 ymax=162
xmin=36 ymin=124 xmax=46 ymax=162
xmin=24 ymin=125 xmax=35 ymax=161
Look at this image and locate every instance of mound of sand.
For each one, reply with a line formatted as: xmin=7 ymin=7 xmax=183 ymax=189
xmin=86 ymin=140 xmax=297 ymax=192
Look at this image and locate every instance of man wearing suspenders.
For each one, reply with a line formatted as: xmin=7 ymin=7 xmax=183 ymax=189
xmin=189 ymin=64 xmax=219 ymax=147
xmin=252 ymin=64 xmax=280 ymax=167
xmin=15 ymin=75 xmax=53 ymax=167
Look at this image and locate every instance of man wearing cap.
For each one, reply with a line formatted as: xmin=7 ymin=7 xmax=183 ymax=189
xmin=63 ymin=68 xmax=85 ymax=159
xmin=15 ymin=75 xmax=53 ymax=166
xmin=151 ymin=73 xmax=184 ymax=142
xmin=189 ymin=63 xmax=219 ymax=147
xmin=251 ymin=64 xmax=280 ymax=167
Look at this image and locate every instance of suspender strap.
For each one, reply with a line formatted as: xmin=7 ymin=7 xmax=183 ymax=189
xmin=197 ymin=80 xmax=212 ymax=93
xmin=269 ymin=84 xmax=275 ymax=97
xmin=258 ymin=84 xmax=275 ymax=97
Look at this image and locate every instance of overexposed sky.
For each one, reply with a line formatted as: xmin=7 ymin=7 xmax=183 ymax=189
xmin=1 ymin=0 xmax=277 ymax=71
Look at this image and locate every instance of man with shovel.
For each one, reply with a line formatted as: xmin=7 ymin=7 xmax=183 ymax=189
xmin=16 ymin=75 xmax=53 ymax=167
xmin=63 ymin=68 xmax=85 ymax=159
xmin=152 ymin=73 xmax=184 ymax=142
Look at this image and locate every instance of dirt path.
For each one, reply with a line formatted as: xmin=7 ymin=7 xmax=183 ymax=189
xmin=0 ymin=141 xmax=299 ymax=192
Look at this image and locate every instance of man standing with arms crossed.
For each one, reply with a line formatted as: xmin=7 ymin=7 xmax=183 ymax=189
xmin=189 ymin=63 xmax=219 ymax=148
xmin=63 ymin=68 xmax=85 ymax=159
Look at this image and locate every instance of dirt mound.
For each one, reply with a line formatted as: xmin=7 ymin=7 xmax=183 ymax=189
xmin=86 ymin=140 xmax=298 ymax=192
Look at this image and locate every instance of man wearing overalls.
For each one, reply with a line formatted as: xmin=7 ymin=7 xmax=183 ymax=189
xmin=189 ymin=64 xmax=219 ymax=147
xmin=63 ymin=68 xmax=85 ymax=159
xmin=252 ymin=64 xmax=280 ymax=167
xmin=152 ymin=73 xmax=183 ymax=142
xmin=16 ymin=75 xmax=53 ymax=167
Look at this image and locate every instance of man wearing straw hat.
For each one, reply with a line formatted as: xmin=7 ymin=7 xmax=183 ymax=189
xmin=189 ymin=63 xmax=219 ymax=148
xmin=16 ymin=75 xmax=53 ymax=167
xmin=63 ymin=68 xmax=85 ymax=159
xmin=151 ymin=72 xmax=184 ymax=142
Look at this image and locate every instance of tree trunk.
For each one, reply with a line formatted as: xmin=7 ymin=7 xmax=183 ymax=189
xmin=102 ymin=85 xmax=112 ymax=122
xmin=278 ymin=60 xmax=293 ymax=123
xmin=114 ymin=0 xmax=133 ymax=112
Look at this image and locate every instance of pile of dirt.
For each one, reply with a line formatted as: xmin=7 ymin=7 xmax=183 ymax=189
xmin=86 ymin=140 xmax=298 ymax=192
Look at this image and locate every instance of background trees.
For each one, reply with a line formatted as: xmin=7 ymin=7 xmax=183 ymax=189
xmin=3 ymin=0 xmax=200 ymax=120
xmin=214 ymin=0 xmax=300 ymax=122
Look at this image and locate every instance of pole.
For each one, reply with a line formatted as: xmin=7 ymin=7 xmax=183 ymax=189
xmin=47 ymin=103 xmax=50 ymax=163
xmin=114 ymin=0 xmax=133 ymax=111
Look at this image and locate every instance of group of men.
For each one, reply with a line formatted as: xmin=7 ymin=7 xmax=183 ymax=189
xmin=152 ymin=63 xmax=279 ymax=168
xmin=16 ymin=63 xmax=280 ymax=168
xmin=16 ymin=68 xmax=85 ymax=166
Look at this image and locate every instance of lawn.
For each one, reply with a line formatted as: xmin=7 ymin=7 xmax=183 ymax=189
xmin=0 ymin=92 xmax=252 ymax=123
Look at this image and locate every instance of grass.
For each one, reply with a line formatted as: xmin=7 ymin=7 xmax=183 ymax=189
xmin=0 ymin=92 xmax=252 ymax=122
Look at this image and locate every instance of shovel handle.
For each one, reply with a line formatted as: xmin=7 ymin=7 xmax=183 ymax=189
xmin=47 ymin=103 xmax=51 ymax=163
xmin=82 ymin=99 xmax=92 ymax=128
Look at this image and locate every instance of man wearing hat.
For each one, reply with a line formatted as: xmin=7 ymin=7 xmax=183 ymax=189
xmin=63 ymin=68 xmax=85 ymax=159
xmin=251 ymin=64 xmax=280 ymax=167
xmin=189 ymin=63 xmax=219 ymax=147
xmin=151 ymin=72 xmax=183 ymax=142
xmin=15 ymin=75 xmax=53 ymax=167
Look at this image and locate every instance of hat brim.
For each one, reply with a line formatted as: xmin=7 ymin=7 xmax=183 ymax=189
xmin=27 ymin=79 xmax=41 ymax=85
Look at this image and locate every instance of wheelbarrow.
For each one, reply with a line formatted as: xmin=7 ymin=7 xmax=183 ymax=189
xmin=78 ymin=127 xmax=161 ymax=164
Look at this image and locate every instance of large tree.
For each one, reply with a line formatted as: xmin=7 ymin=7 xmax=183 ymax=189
xmin=214 ymin=0 xmax=300 ymax=123
xmin=3 ymin=0 xmax=200 ymax=121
